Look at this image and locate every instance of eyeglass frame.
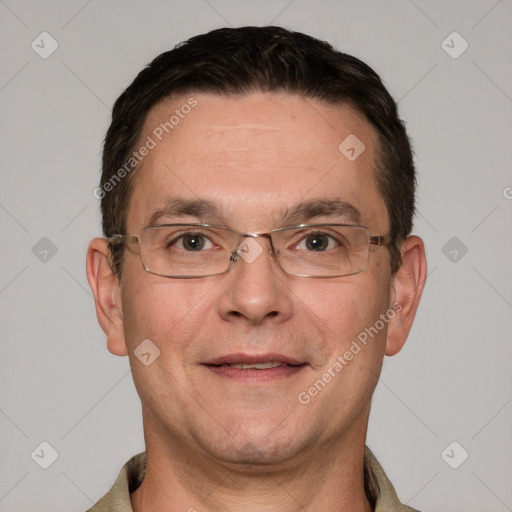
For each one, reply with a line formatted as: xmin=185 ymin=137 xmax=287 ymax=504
xmin=108 ymin=223 xmax=392 ymax=279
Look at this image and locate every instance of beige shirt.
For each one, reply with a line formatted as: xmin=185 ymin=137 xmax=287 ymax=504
xmin=86 ymin=446 xmax=420 ymax=512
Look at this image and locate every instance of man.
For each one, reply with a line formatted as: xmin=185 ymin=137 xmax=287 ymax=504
xmin=86 ymin=26 xmax=426 ymax=512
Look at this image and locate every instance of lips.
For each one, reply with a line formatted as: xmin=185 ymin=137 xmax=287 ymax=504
xmin=203 ymin=353 xmax=307 ymax=382
xmin=204 ymin=353 xmax=305 ymax=367
xmin=228 ymin=361 xmax=284 ymax=370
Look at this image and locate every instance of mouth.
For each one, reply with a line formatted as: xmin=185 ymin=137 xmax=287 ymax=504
xmin=203 ymin=353 xmax=307 ymax=382
xmin=220 ymin=361 xmax=294 ymax=370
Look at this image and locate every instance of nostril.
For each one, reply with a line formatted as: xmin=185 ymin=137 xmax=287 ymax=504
xmin=228 ymin=310 xmax=278 ymax=320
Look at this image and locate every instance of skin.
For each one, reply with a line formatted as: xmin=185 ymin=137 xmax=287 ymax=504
xmin=87 ymin=92 xmax=426 ymax=512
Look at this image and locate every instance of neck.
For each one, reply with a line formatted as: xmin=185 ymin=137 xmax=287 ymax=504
xmin=131 ymin=410 xmax=373 ymax=512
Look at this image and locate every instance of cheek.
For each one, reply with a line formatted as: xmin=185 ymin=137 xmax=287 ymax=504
xmin=120 ymin=274 xmax=203 ymax=352
xmin=294 ymin=277 xmax=391 ymax=347
xmin=120 ymin=268 xmax=232 ymax=372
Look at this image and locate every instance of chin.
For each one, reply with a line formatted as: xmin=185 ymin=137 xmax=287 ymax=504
xmin=213 ymin=440 xmax=301 ymax=469
xmin=194 ymin=418 xmax=312 ymax=469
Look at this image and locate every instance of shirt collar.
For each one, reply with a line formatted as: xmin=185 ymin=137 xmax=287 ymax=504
xmin=87 ymin=446 xmax=419 ymax=512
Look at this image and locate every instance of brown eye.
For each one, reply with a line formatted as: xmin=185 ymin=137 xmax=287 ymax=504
xmin=305 ymin=233 xmax=330 ymax=251
xmin=181 ymin=234 xmax=206 ymax=251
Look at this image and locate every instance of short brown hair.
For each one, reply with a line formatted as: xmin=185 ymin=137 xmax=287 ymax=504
xmin=100 ymin=26 xmax=415 ymax=277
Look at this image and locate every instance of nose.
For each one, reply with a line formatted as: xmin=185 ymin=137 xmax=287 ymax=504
xmin=217 ymin=236 xmax=294 ymax=325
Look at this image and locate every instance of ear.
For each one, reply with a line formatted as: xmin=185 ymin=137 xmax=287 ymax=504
xmin=385 ymin=235 xmax=427 ymax=356
xmin=86 ymin=238 xmax=128 ymax=356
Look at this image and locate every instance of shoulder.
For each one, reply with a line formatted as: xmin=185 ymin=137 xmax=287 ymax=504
xmin=364 ymin=446 xmax=423 ymax=512
xmin=85 ymin=452 xmax=146 ymax=512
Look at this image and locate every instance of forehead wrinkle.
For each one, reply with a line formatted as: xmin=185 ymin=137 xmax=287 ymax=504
xmin=208 ymin=123 xmax=280 ymax=132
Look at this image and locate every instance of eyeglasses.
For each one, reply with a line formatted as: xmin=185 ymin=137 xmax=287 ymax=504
xmin=109 ymin=223 xmax=391 ymax=278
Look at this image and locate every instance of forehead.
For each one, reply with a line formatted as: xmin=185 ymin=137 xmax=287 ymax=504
xmin=126 ymin=92 xmax=388 ymax=232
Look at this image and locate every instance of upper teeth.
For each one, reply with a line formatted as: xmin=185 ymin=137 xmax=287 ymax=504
xmin=228 ymin=361 xmax=283 ymax=370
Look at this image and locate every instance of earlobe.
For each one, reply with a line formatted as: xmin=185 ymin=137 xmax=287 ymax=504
xmin=385 ymin=236 xmax=427 ymax=357
xmin=86 ymin=238 xmax=128 ymax=356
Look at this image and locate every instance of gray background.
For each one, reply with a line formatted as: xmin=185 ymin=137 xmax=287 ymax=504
xmin=1 ymin=0 xmax=511 ymax=510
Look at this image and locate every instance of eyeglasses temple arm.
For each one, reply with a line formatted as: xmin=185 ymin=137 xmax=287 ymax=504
xmin=108 ymin=234 xmax=139 ymax=246
xmin=369 ymin=234 xmax=392 ymax=247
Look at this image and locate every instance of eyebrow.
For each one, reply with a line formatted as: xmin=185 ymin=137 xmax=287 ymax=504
xmin=280 ymin=198 xmax=362 ymax=225
xmin=147 ymin=198 xmax=224 ymax=227
xmin=147 ymin=197 xmax=363 ymax=228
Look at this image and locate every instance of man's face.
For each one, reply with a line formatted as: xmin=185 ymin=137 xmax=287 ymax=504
xmin=118 ymin=92 xmax=394 ymax=465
